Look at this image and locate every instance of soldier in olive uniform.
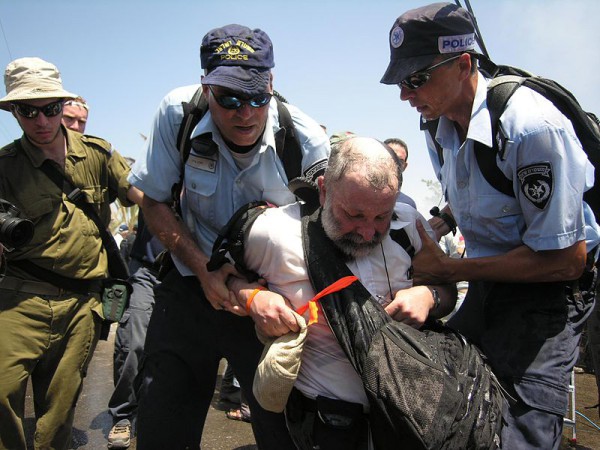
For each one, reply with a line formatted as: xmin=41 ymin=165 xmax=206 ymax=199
xmin=0 ymin=57 xmax=142 ymax=450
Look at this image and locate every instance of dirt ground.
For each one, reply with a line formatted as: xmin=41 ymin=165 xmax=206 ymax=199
xmin=560 ymin=371 xmax=600 ymax=450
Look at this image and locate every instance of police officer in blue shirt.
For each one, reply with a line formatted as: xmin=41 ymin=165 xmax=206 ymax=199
xmin=381 ymin=3 xmax=599 ymax=449
xmin=129 ymin=24 xmax=329 ymax=449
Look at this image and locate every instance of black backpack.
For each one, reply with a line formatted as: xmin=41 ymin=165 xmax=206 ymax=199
xmin=422 ymin=60 xmax=600 ymax=223
xmin=171 ymin=87 xmax=320 ymax=213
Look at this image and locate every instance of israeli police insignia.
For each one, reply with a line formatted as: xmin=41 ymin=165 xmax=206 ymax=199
xmin=517 ymin=162 xmax=553 ymax=209
xmin=390 ymin=26 xmax=404 ymax=48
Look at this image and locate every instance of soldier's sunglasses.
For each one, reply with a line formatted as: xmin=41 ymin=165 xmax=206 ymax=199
xmin=11 ymin=100 xmax=64 ymax=119
xmin=208 ymin=86 xmax=272 ymax=110
xmin=399 ymin=54 xmax=462 ymax=90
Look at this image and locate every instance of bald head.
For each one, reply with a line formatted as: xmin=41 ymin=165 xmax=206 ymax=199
xmin=323 ymin=136 xmax=402 ymax=193
xmin=319 ymin=136 xmax=402 ymax=258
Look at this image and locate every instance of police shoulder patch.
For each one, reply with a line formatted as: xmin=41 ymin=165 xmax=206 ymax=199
xmin=517 ymin=162 xmax=553 ymax=209
xmin=304 ymin=158 xmax=328 ymax=182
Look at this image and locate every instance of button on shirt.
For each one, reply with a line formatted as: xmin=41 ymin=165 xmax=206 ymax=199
xmin=426 ymin=72 xmax=600 ymax=258
xmin=129 ymin=85 xmax=330 ymax=276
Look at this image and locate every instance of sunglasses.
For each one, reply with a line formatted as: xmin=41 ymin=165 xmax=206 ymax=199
xmin=399 ymin=54 xmax=463 ymax=90
xmin=208 ymin=86 xmax=272 ymax=110
xmin=11 ymin=100 xmax=64 ymax=119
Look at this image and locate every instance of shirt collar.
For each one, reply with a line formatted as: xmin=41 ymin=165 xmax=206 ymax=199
xmin=436 ymin=71 xmax=492 ymax=148
xmin=18 ymin=126 xmax=82 ymax=168
xmin=465 ymin=71 xmax=493 ymax=147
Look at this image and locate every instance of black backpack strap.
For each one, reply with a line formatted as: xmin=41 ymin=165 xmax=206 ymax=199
xmin=171 ymin=87 xmax=210 ymax=215
xmin=206 ymin=201 xmax=272 ymax=281
xmin=38 ymin=160 xmax=130 ymax=279
xmin=176 ymin=86 xmax=208 ymax=164
xmin=389 ymin=227 xmax=415 ymax=259
xmin=473 ymin=76 xmax=523 ymax=198
xmin=389 ymin=222 xmax=415 ymax=281
xmin=420 ymin=117 xmax=444 ymax=167
xmin=274 ymin=97 xmax=322 ymax=208
xmin=274 ymin=97 xmax=302 ymax=181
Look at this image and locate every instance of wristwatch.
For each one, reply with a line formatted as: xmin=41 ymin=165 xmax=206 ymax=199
xmin=428 ymin=287 xmax=441 ymax=311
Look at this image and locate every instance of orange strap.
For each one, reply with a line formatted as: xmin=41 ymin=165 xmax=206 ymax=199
xmin=295 ymin=275 xmax=358 ymax=326
xmin=246 ymin=286 xmax=266 ymax=314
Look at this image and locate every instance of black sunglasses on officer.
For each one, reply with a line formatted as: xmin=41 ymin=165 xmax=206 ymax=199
xmin=399 ymin=54 xmax=463 ymax=90
xmin=208 ymin=86 xmax=272 ymax=110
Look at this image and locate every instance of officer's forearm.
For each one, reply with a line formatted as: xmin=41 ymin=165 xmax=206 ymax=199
xmin=141 ymin=195 xmax=209 ymax=277
xmin=447 ymin=240 xmax=587 ymax=284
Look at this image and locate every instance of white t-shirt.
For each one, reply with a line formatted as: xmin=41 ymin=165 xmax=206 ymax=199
xmin=244 ymin=202 xmax=433 ymax=407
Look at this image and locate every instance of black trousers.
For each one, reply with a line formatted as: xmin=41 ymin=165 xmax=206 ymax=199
xmin=135 ymin=268 xmax=295 ymax=450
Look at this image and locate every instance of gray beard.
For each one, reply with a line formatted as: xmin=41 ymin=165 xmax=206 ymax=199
xmin=321 ymin=202 xmax=387 ymax=259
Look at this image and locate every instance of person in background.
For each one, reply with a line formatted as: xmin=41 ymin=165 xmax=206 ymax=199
xmin=384 ymin=137 xmax=417 ymax=209
xmin=113 ymin=223 xmax=129 ymax=248
xmin=61 ymin=96 xmax=88 ymax=133
xmin=0 ymin=57 xmax=141 ymax=450
xmin=128 ymin=24 xmax=329 ymax=449
xmin=380 ymin=3 xmax=599 ymax=448
xmin=219 ymin=362 xmax=251 ymax=423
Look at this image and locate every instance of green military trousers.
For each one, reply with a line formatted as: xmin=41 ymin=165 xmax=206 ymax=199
xmin=0 ymin=289 xmax=102 ymax=450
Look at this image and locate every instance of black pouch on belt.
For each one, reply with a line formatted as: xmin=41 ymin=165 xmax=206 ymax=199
xmin=314 ymin=395 xmax=367 ymax=448
xmin=101 ymin=278 xmax=132 ymax=322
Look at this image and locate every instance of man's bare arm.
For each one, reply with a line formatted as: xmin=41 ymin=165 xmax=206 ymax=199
xmin=413 ymin=220 xmax=586 ymax=285
xmin=141 ymin=195 xmax=239 ymax=308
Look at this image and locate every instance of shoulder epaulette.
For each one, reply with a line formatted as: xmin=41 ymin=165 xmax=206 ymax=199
xmin=0 ymin=142 xmax=18 ymax=158
xmin=80 ymin=134 xmax=114 ymax=154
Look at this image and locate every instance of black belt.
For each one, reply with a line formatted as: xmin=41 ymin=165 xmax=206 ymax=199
xmin=294 ymin=388 xmax=318 ymax=412
xmin=0 ymin=275 xmax=103 ymax=297
xmin=290 ymin=387 xmax=368 ymax=415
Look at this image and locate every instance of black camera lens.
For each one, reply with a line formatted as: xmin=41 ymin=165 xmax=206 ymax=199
xmin=0 ymin=215 xmax=34 ymax=248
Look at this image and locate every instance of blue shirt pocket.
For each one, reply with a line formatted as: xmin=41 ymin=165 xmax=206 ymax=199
xmin=475 ymin=193 xmax=523 ymax=247
xmin=184 ymin=164 xmax=219 ymax=228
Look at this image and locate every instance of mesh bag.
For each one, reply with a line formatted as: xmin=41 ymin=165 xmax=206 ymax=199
xmin=364 ymin=320 xmax=503 ymax=450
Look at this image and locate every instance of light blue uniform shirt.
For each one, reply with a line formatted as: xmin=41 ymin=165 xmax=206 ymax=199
xmin=129 ymin=84 xmax=330 ymax=276
xmin=426 ymin=72 xmax=600 ymax=258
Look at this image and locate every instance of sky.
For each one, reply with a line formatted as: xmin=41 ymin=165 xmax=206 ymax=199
xmin=0 ymin=0 xmax=598 ymax=215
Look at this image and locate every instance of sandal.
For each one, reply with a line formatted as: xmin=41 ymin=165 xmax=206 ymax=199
xmin=226 ymin=407 xmax=251 ymax=423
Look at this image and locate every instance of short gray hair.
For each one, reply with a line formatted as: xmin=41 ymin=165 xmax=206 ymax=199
xmin=324 ymin=136 xmax=402 ymax=193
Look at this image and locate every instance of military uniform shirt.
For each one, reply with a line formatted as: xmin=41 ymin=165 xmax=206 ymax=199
xmin=0 ymin=127 xmax=132 ymax=280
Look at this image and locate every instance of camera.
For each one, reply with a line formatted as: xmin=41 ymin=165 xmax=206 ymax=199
xmin=0 ymin=199 xmax=34 ymax=249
